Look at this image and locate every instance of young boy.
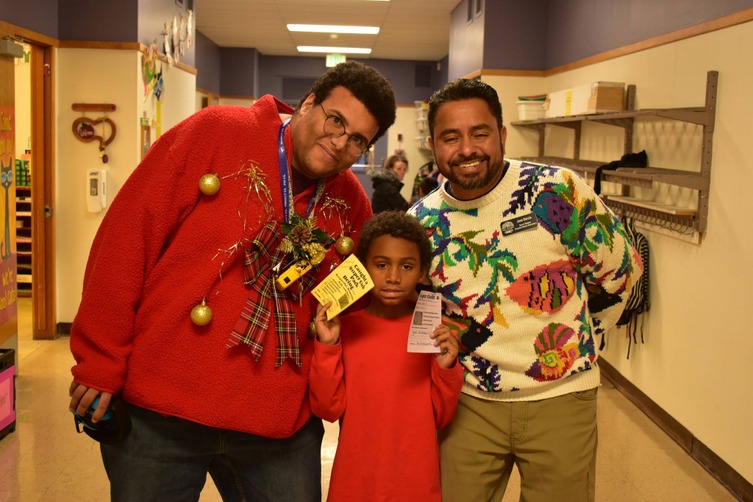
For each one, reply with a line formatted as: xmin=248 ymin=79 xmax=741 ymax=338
xmin=310 ymin=211 xmax=463 ymax=501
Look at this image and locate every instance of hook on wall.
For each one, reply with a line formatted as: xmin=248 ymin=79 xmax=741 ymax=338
xmin=71 ymin=103 xmax=117 ymax=163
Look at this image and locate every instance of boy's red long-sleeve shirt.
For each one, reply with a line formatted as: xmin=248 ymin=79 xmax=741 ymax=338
xmin=310 ymin=310 xmax=464 ymax=501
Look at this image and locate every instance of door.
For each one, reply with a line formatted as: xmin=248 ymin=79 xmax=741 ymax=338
xmin=1 ymin=23 xmax=56 ymax=341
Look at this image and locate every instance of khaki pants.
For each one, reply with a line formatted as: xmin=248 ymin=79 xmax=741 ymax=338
xmin=439 ymin=388 xmax=598 ymax=502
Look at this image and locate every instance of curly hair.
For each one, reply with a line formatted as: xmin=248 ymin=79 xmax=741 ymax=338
xmin=300 ymin=61 xmax=396 ymax=146
xmin=356 ymin=211 xmax=432 ymax=269
xmin=427 ymin=78 xmax=503 ymax=137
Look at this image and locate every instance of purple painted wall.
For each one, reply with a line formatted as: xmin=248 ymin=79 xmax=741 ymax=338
xmin=482 ymin=0 xmax=548 ymax=71
xmin=57 ymin=0 xmax=137 ymax=43
xmin=195 ymin=30 xmax=220 ymax=93
xmin=448 ymin=0 xmax=485 ymax=80
xmin=219 ymin=48 xmax=259 ymax=97
xmin=0 ymin=0 xmax=58 ymax=38
xmin=443 ymin=0 xmax=753 ymax=75
xmin=545 ymin=0 xmax=753 ymax=68
xmin=254 ymin=55 xmax=441 ymax=105
xmin=256 ymin=55 xmax=329 ymax=101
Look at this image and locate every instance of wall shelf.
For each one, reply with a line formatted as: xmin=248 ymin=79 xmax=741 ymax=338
xmin=15 ymin=185 xmax=32 ymax=296
xmin=511 ymin=70 xmax=717 ymax=236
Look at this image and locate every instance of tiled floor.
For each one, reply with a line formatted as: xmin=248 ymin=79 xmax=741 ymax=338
xmin=0 ymin=297 xmax=738 ymax=501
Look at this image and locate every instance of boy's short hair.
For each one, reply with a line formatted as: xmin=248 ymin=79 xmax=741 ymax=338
xmin=356 ymin=211 xmax=432 ymax=269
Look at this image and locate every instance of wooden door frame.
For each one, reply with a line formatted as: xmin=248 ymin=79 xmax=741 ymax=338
xmin=2 ymin=19 xmax=58 ymax=340
xmin=29 ymin=42 xmax=55 ymax=339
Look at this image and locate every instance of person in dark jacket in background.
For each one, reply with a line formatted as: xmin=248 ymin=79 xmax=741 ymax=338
xmin=369 ymin=154 xmax=410 ymax=213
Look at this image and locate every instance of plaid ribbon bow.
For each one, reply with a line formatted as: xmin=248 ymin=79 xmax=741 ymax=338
xmin=228 ymin=220 xmax=315 ymax=367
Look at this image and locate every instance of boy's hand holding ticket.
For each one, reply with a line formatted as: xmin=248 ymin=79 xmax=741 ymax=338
xmin=312 ymin=254 xmax=374 ymax=320
xmin=408 ymin=291 xmax=443 ymax=353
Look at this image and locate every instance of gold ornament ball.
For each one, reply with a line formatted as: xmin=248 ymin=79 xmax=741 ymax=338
xmin=334 ymin=236 xmax=355 ymax=256
xmin=199 ymin=174 xmax=221 ymax=196
xmin=191 ymin=301 xmax=213 ymax=326
xmin=308 ymin=321 xmax=318 ymax=339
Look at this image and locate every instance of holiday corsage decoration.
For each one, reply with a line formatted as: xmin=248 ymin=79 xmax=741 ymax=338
xmin=275 ymin=213 xmax=333 ymax=290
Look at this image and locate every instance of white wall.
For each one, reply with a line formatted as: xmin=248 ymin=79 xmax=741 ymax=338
xmin=13 ymin=45 xmax=30 ymax=155
xmin=485 ymin=21 xmax=753 ymax=483
xmin=218 ymin=97 xmax=254 ymax=107
xmin=56 ymin=48 xmax=196 ymax=324
xmin=385 ymin=104 xmax=434 ymax=200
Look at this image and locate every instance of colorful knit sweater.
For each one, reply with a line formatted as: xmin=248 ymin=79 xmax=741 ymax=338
xmin=408 ymin=160 xmax=643 ymax=401
xmin=70 ymin=95 xmax=373 ymax=437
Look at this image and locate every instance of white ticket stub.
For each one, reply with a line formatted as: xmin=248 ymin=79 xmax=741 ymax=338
xmin=407 ymin=290 xmax=443 ymax=353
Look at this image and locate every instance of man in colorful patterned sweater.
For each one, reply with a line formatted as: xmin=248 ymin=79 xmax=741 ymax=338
xmin=68 ymin=62 xmax=395 ymax=501
xmin=408 ymin=79 xmax=643 ymax=501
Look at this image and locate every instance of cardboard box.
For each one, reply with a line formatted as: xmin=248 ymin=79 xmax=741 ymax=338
xmin=545 ymin=82 xmax=625 ymax=118
xmin=545 ymin=88 xmax=572 ymax=118
xmin=0 ymin=349 xmax=15 ymax=441
xmin=578 ymin=81 xmax=625 ymax=114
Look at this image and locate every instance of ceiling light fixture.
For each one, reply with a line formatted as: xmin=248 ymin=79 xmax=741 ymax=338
xmin=326 ymin=54 xmax=347 ymax=67
xmin=287 ymin=24 xmax=379 ymax=35
xmin=298 ymin=46 xmax=372 ymax=54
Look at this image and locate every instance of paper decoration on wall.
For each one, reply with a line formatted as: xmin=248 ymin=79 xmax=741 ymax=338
xmin=163 ymin=22 xmax=173 ymax=66
xmin=179 ymin=14 xmax=187 ymax=56
xmin=172 ymin=15 xmax=180 ymax=63
xmin=142 ymin=42 xmax=163 ymax=99
xmin=160 ymin=10 xmax=194 ymax=67
xmin=187 ymin=10 xmax=193 ymax=47
xmin=140 ymin=112 xmax=152 ymax=160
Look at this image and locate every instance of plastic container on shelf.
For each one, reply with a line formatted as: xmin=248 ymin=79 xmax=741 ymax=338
xmin=516 ymin=100 xmax=546 ymax=121
xmin=415 ymin=135 xmax=431 ymax=150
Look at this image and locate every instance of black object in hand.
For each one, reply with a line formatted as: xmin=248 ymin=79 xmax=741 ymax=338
xmin=73 ymin=396 xmax=131 ymax=444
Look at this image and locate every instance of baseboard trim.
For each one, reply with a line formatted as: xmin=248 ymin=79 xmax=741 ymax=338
xmin=599 ymin=358 xmax=752 ymax=501
xmin=56 ymin=322 xmax=72 ymax=336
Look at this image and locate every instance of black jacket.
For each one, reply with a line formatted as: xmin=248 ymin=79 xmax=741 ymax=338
xmin=369 ymin=167 xmax=410 ymax=213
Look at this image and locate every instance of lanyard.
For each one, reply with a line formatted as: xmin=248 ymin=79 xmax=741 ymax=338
xmin=277 ymin=119 xmax=325 ymax=223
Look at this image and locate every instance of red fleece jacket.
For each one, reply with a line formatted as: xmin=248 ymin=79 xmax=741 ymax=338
xmin=70 ymin=95 xmax=373 ymax=438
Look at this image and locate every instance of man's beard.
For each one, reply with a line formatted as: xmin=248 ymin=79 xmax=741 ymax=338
xmin=440 ymin=156 xmax=504 ymax=192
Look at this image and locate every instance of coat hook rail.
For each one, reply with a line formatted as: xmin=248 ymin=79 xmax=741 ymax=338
xmin=72 ymin=103 xmax=117 ymax=113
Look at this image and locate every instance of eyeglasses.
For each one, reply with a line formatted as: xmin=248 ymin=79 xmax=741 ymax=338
xmin=319 ymin=103 xmax=370 ymax=157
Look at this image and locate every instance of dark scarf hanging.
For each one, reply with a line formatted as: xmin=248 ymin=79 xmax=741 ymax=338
xmin=594 ymin=150 xmax=648 ymax=195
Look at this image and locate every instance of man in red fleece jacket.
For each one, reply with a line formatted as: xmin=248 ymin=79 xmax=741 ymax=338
xmin=68 ymin=61 xmax=395 ymax=501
